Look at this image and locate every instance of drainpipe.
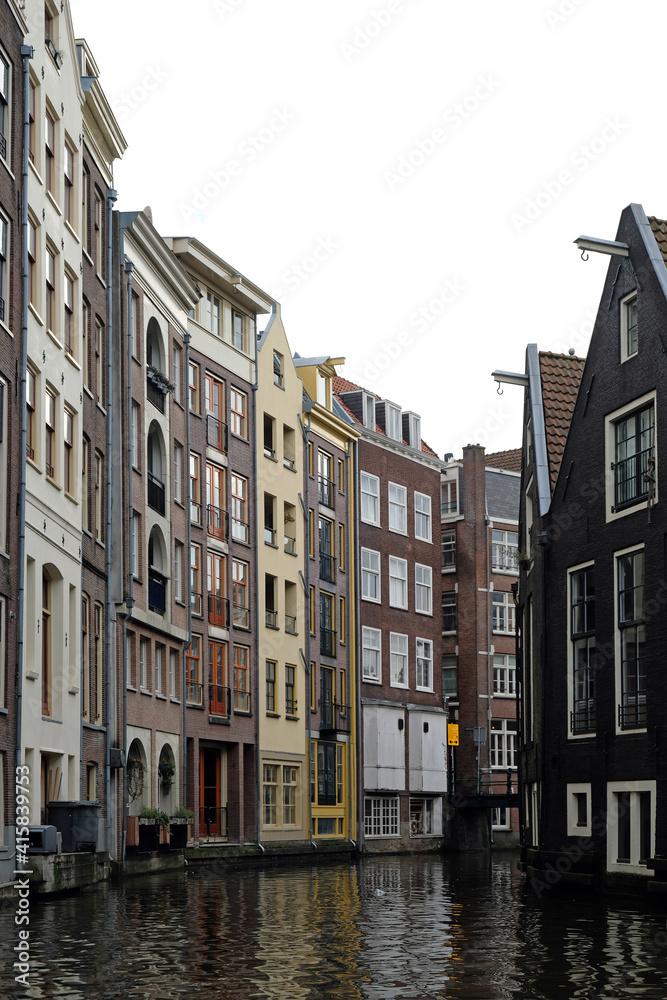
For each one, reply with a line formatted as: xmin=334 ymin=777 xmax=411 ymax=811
xmin=16 ymin=44 xmax=34 ymax=777
xmin=252 ymin=315 xmax=264 ymax=852
xmin=346 ymin=443 xmax=357 ymax=849
xmin=182 ymin=332 xmax=192 ymax=814
xmin=298 ymin=411 xmax=316 ymax=850
xmin=120 ymin=257 xmax=135 ymax=862
xmin=485 ymin=498 xmax=493 ymax=846
xmin=352 ymin=439 xmax=363 ymax=850
xmin=104 ymin=185 xmax=117 ymax=855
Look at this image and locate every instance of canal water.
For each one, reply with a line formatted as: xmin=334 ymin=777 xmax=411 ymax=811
xmin=1 ymin=853 xmax=666 ymax=999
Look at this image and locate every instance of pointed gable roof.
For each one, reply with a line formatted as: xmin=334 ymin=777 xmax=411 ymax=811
xmin=539 ymin=352 xmax=585 ymax=491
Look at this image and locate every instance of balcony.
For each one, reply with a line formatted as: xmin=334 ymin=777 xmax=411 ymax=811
xmin=206 ymin=413 xmax=227 ymax=453
xmin=319 ymin=552 xmax=335 ymax=583
xmin=284 ymin=536 xmax=296 ymax=555
xmin=320 ymin=627 xmax=336 ymax=658
xmin=232 ymin=604 xmax=250 ymax=629
xmin=265 ymin=609 xmax=278 ymax=628
xmin=146 ymin=373 xmax=165 ymax=413
xmin=186 ymin=681 xmax=203 ymax=705
xmin=285 ymin=615 xmax=297 ymax=635
xmin=191 ymin=591 xmax=202 ymax=616
xmin=619 ymin=696 xmax=647 ymax=730
xmin=148 ymin=572 xmax=166 ymax=614
xmin=320 ymin=700 xmax=350 ymax=734
xmin=232 ymin=518 xmax=249 ymax=543
xmin=233 ymin=687 xmax=251 ymax=712
xmin=207 ymin=504 xmax=228 ymax=540
xmin=571 ymin=703 xmax=596 ymax=735
xmin=199 ymin=805 xmax=227 ymax=839
xmin=208 ymin=594 xmax=230 ymax=628
xmin=209 ymin=684 xmax=231 ymax=717
xmin=318 ymin=475 xmax=334 ymax=508
xmin=147 ymin=471 xmax=165 ymax=516
xmin=264 ymin=526 xmax=277 ymax=546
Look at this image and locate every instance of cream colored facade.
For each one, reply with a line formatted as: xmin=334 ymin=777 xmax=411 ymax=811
xmin=22 ymin=1 xmax=124 ymax=821
xmin=256 ymin=305 xmax=308 ymax=842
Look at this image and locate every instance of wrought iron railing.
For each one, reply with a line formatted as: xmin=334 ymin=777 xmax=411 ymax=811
xmin=198 ymin=805 xmax=227 ymax=838
xmin=319 ymin=552 xmax=335 ymax=582
xmin=285 ymin=615 xmax=297 ymax=634
xmin=208 ymin=594 xmax=230 ymax=628
xmin=619 ymin=696 xmax=647 ymax=729
xmin=320 ymin=627 xmax=336 ymax=657
xmin=571 ymin=703 xmax=596 ymax=734
xmin=147 ymin=471 xmax=165 ymax=515
xmin=318 ymin=475 xmax=334 ymax=507
xmin=209 ymin=684 xmax=231 ymax=716
xmin=207 ymin=504 xmax=228 ymax=540
xmin=146 ymin=375 xmax=165 ymax=413
xmin=148 ymin=574 xmax=166 ymax=613
xmin=206 ymin=413 xmax=227 ymax=452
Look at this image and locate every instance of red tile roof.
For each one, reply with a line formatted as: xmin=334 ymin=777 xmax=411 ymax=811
xmin=332 ymin=375 xmax=439 ymax=457
xmin=648 ymin=216 xmax=667 ymax=264
xmin=485 ymin=448 xmax=522 ymax=473
xmin=539 ymin=352 xmax=586 ymax=491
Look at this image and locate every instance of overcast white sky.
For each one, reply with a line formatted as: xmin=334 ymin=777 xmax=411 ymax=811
xmin=67 ymin=0 xmax=664 ymax=460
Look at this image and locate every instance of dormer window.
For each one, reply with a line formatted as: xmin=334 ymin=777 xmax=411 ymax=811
xmin=386 ymin=403 xmax=401 ymax=441
xmin=362 ymin=392 xmax=375 ymax=430
xmin=403 ymin=411 xmax=421 ymax=449
xmin=621 ymin=292 xmax=638 ymax=362
xmin=317 ymin=370 xmax=329 ymax=407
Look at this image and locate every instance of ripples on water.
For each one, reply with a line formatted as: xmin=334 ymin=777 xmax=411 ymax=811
xmin=1 ymin=853 xmax=666 ymax=1000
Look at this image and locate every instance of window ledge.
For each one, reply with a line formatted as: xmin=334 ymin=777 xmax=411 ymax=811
xmin=82 ymin=248 xmax=94 ymax=267
xmin=65 ymin=350 xmax=81 ymax=371
xmin=64 ymin=220 xmax=80 ymax=243
xmin=46 ymin=477 xmax=62 ymax=492
xmin=362 ymin=677 xmax=382 ymax=684
xmin=126 ymin=685 xmax=137 ymax=692
xmin=229 ymin=432 xmax=250 ymax=444
xmin=0 ymin=318 xmax=13 ymax=338
xmin=28 ymin=302 xmax=44 ymax=326
xmin=82 ymin=527 xmax=93 ymax=538
xmin=139 ymin=688 xmax=152 ymax=697
xmin=155 ymin=693 xmax=167 ymax=701
xmin=265 ymin=711 xmax=281 ymax=718
xmin=170 ymin=697 xmax=181 ymax=705
xmin=28 ymin=159 xmax=43 ymax=185
xmin=96 ymin=402 xmax=107 ymax=416
xmin=233 ymin=709 xmax=252 ymax=717
xmin=286 ymin=715 xmax=300 ymax=722
xmin=46 ymin=190 xmax=62 ymax=215
xmin=83 ymin=385 xmax=94 ymax=400
xmin=45 ymin=327 xmax=63 ymax=352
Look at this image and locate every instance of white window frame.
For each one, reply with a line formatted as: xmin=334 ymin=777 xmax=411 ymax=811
xmin=386 ymin=403 xmax=401 ymax=442
xmin=361 ymin=547 xmax=381 ymax=603
xmin=567 ymin=560 xmax=596 ymax=738
xmin=491 ymin=528 xmax=518 ymax=574
xmin=414 ymin=491 xmax=432 ymax=542
xmin=362 ymin=392 xmax=375 ymax=430
xmin=614 ymin=544 xmax=647 ymax=735
xmin=174 ymin=540 xmax=184 ymax=604
xmin=492 ymin=591 xmax=516 ymax=634
xmin=606 ymin=780 xmax=656 ymax=876
xmin=489 ymin=717 xmax=517 ymax=769
xmin=173 ymin=442 xmax=183 ymax=505
xmin=0 ymin=212 xmax=8 ymax=327
xmin=169 ymin=649 xmax=177 ymax=699
xmin=442 ymin=591 xmax=457 ymax=633
xmin=620 ymin=290 xmax=638 ymax=363
xmin=389 ymin=556 xmax=408 ymax=609
xmin=360 ymin=471 xmax=380 ymax=525
xmin=415 ymin=563 xmax=432 ymax=615
xmin=389 ymin=632 xmax=408 ymax=688
xmin=492 ymin=807 xmax=510 ymax=831
xmin=155 ymin=644 xmax=163 ymax=695
xmin=364 ymin=796 xmax=399 ymax=837
xmin=605 ymin=391 xmax=657 ymax=523
xmin=0 ymin=48 xmax=10 ymax=165
xmin=139 ymin=638 xmax=149 ymax=690
xmin=131 ymin=512 xmax=139 ymax=579
xmin=493 ymin=653 xmax=516 ymax=697
xmin=362 ymin=626 xmax=381 ymax=683
xmin=410 ymin=798 xmax=433 ymax=836
xmin=566 ymin=782 xmax=592 ymax=837
xmin=388 ymin=482 xmax=407 ymax=534
xmin=416 ymin=637 xmax=433 ymax=691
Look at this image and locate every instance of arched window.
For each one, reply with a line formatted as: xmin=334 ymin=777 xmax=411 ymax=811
xmin=148 ymin=526 xmax=167 ymax=614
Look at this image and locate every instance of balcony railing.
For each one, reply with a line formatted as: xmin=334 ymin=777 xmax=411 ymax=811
xmin=199 ymin=805 xmax=227 ymax=839
xmin=284 ymin=536 xmax=296 ymax=555
xmin=286 ymin=696 xmax=298 ymax=717
xmin=147 ymin=471 xmax=165 ymax=516
xmin=231 ymin=518 xmax=249 ymax=543
xmin=264 ymin=526 xmax=277 ymax=546
xmin=207 ymin=504 xmax=228 ymax=540
xmin=265 ymin=609 xmax=278 ymax=628
xmin=571 ymin=703 xmax=596 ymax=735
xmin=318 ymin=475 xmax=334 ymax=508
xmin=191 ymin=591 xmax=202 ymax=616
xmin=209 ymin=684 xmax=231 ymax=717
xmin=441 ymin=500 xmax=458 ymax=517
xmin=147 ymin=375 xmax=165 ymax=413
xmin=264 ymin=445 xmax=276 ymax=460
xmin=274 ymin=371 xmax=284 ymax=388
xmin=320 ymin=700 xmax=350 ymax=733
xmin=148 ymin=573 xmax=166 ymax=614
xmin=283 ymin=457 xmax=295 ymax=471
xmin=208 ymin=594 xmax=230 ymax=628
xmin=190 ymin=499 xmax=202 ymax=525
xmin=320 ymin=698 xmax=333 ymax=731
xmin=186 ymin=681 xmax=203 ymax=705
xmin=492 ymin=543 xmax=519 ymax=573
xmin=206 ymin=413 xmax=228 ymax=452
xmin=319 ymin=552 xmax=335 ymax=583
xmin=233 ymin=687 xmax=251 ymax=712
xmin=232 ymin=604 xmax=250 ymax=629
xmin=619 ymin=696 xmax=647 ymax=729
xmin=320 ymin=627 xmax=336 ymax=657
xmin=285 ymin=615 xmax=297 ymax=634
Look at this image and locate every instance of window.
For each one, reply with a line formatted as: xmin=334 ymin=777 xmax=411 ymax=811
xmin=231 ymin=473 xmax=248 ymax=542
xmin=186 ymin=636 xmax=202 ymax=703
xmin=28 ymin=218 xmax=36 ymax=307
xmin=95 ymin=451 xmax=103 ymax=540
xmin=266 ymin=661 xmax=276 ymax=713
xmin=415 ymin=564 xmax=432 ymax=614
xmin=262 ymin=764 xmax=278 ymax=825
xmin=173 ymin=442 xmax=183 ymax=505
xmin=283 ymin=766 xmax=297 ymax=824
xmin=139 ymin=638 xmax=149 ymax=690
xmin=309 ymin=585 xmax=316 ymax=634
xmin=190 ymin=543 xmax=202 ymax=616
xmin=41 ymin=571 xmax=51 ymax=716
xmin=390 ymin=632 xmax=408 ymax=687
xmin=386 ymin=404 xmax=401 ymax=441
xmin=339 ymin=523 xmax=345 ymax=571
xmin=169 ymin=649 xmax=177 ymax=699
xmin=272 ymin=349 xmax=283 ymax=387
xmin=319 ymin=516 xmax=334 ymax=580
xmin=364 ymin=796 xmax=399 ymax=837
xmin=82 ymin=300 xmax=89 ymax=387
xmin=232 ymin=559 xmax=249 ymax=628
xmin=81 ymin=595 xmax=89 ymax=720
xmin=442 ymin=592 xmax=456 ymax=633
xmin=209 ymin=640 xmax=228 ymax=716
xmin=493 ymin=654 xmax=517 ymax=696
xmin=362 ymin=627 xmax=381 ymax=682
xmin=410 ymin=799 xmax=433 ymax=836
xmin=570 ymin=566 xmax=595 ymax=733
xmin=94 ymin=190 xmax=103 ymax=273
xmin=442 ymin=655 xmax=457 ymax=698
xmin=189 ymin=452 xmax=201 ymax=524
xmin=621 ymin=292 xmax=638 ymax=362
xmin=318 ymin=450 xmax=333 ymax=507
xmin=45 ymin=388 xmax=56 ymax=479
xmin=172 ymin=344 xmax=181 ymax=403
xmin=607 ymin=782 xmax=655 ymax=874
xmin=155 ymin=644 xmax=164 ymax=695
xmin=492 ymin=808 xmax=509 ymax=831
xmin=45 ymin=246 xmax=55 ymax=335
xmin=617 ymin=549 xmax=646 ymax=729
xmin=285 ymin=665 xmax=297 ymax=716
xmin=389 ymin=556 xmax=408 ymax=609
xmin=188 ymin=361 xmax=199 ymax=412
xmin=207 ymin=551 xmax=226 ymax=627
xmin=131 ymin=513 xmax=140 ymax=578
xmin=230 ymin=388 xmax=247 ymax=438
xmin=64 ymin=141 xmax=75 ymax=226
xmin=414 ymin=492 xmax=432 ymax=542
xmin=441 ymin=479 xmax=458 ymax=516
xmin=28 ymin=77 xmax=36 ymax=164
xmin=81 ymin=436 xmax=89 ymax=529
xmin=233 ymin=645 xmax=249 ymax=711
xmin=613 ymin=401 xmax=654 ymax=511
xmin=206 ymin=291 xmax=221 ymax=336
xmin=338 ymin=459 xmax=344 ymax=493
xmin=0 ymin=53 xmax=9 ymax=162
xmin=233 ymin=311 xmax=244 ymax=351
xmin=492 ymin=591 xmax=515 ymax=634
xmin=416 ymin=638 xmax=433 ymax=691
xmin=339 ymin=596 xmax=346 ymax=644
xmin=130 ymin=292 xmax=139 ymax=361
xmin=358 ymin=549 xmax=379 ymax=603
xmin=64 ymin=272 xmax=74 ymax=356
xmin=174 ymin=541 xmax=184 ymax=602
xmin=64 ymin=408 xmax=74 ymax=495
xmin=388 ymin=482 xmax=407 ymax=533
xmin=94 ymin=318 xmax=104 ymax=405
xmin=45 ymin=109 xmax=55 ymax=195
xmin=492 ymin=530 xmax=518 ymax=573
xmin=82 ymin=165 xmax=90 ymax=252
xmin=205 ymin=374 xmax=225 ymax=451
xmin=442 ymin=530 xmax=456 ymax=570
xmin=361 ymin=472 xmax=380 ymax=525
xmin=566 ymin=783 xmax=592 ymax=837
xmin=0 ymin=212 xmax=7 ymax=323
xmin=131 ymin=402 xmax=140 ymax=469
xmin=320 ymin=591 xmax=335 ymax=656
xmin=490 ymin=718 xmax=517 ymax=769
xmin=26 ymin=369 xmax=36 ymax=461
xmin=206 ymin=463 xmax=225 ymax=539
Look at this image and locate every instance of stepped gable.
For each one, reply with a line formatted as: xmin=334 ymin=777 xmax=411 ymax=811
xmin=539 ymin=351 xmax=586 ymax=491
xmin=332 ymin=376 xmax=438 ymax=456
xmin=485 ymin=448 xmax=521 ymax=473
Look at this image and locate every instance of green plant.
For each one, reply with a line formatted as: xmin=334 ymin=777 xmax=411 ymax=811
xmin=158 ymin=758 xmax=176 ymax=791
xmin=140 ymin=806 xmax=170 ymax=828
xmin=173 ymin=805 xmax=194 ymax=820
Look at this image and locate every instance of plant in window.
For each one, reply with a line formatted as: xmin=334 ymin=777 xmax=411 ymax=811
xmin=158 ymin=758 xmax=176 ymax=791
xmin=146 ymin=365 xmax=176 ymax=394
xmin=126 ymin=756 xmax=145 ymax=802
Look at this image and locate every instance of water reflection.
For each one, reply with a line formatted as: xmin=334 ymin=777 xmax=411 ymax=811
xmin=0 ymin=854 xmax=665 ymax=999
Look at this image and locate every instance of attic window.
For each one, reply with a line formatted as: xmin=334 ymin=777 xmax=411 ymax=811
xmin=386 ymin=403 xmax=401 ymax=442
xmin=317 ymin=371 xmax=329 ymax=407
xmin=273 ymin=351 xmax=284 ymax=388
xmin=363 ymin=392 xmax=375 ymax=430
xmin=621 ymin=292 xmax=638 ymax=363
xmin=403 ymin=412 xmax=421 ymax=450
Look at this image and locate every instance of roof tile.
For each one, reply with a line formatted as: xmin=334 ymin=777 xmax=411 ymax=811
xmin=539 ymin=351 xmax=585 ymax=491
xmin=332 ymin=375 xmax=438 ymax=457
xmin=485 ymin=448 xmax=522 ymax=473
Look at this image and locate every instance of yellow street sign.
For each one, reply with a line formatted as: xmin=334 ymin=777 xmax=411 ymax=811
xmin=447 ymin=723 xmax=459 ymax=746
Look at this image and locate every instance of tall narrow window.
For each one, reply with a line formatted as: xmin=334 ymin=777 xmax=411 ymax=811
xmin=388 ymin=483 xmax=407 ymax=533
xmin=361 ymin=548 xmax=380 ymax=602
xmin=94 ymin=319 xmax=104 ymax=405
xmin=81 ymin=299 xmax=89 ymax=388
xmin=94 ymin=603 xmax=102 ymax=720
xmin=362 ymin=627 xmax=381 ymax=682
xmin=0 ymin=212 xmax=7 ymax=323
xmin=285 ymin=665 xmax=296 ymax=716
xmin=442 ymin=592 xmax=457 ymax=632
xmin=186 ymin=636 xmax=202 ymax=703
xmin=0 ymin=52 xmax=8 ymax=163
xmin=189 ymin=452 xmax=201 ymax=524
xmin=174 ymin=541 xmax=184 ymax=602
xmin=230 ymin=388 xmax=247 ymax=438
xmin=231 ymin=474 xmax=248 ymax=542
xmin=173 ymin=442 xmax=183 ymax=505
xmin=232 ymin=559 xmax=249 ymax=628
xmin=389 ymin=556 xmax=408 ymax=609
xmin=42 ymin=571 xmax=51 ymax=716
xmin=45 ymin=110 xmax=55 ymax=195
xmin=614 ymin=403 xmax=654 ymax=510
xmin=206 ymin=291 xmax=221 ymax=336
xmin=205 ymin=374 xmax=225 ymax=451
xmin=416 ymin=638 xmax=433 ymax=691
xmin=28 ymin=219 xmax=36 ymax=306
xmin=64 ymin=408 xmax=73 ymax=495
xmin=570 ymin=566 xmax=595 ymax=734
xmin=390 ymin=632 xmax=408 ymax=687
xmin=139 ymin=638 xmax=149 ymax=690
xmin=266 ymin=661 xmax=276 ymax=712
xmin=81 ymin=594 xmax=90 ymax=720
xmin=188 ymin=361 xmax=199 ymax=412
xmin=618 ymin=550 xmax=646 ymax=729
xmin=233 ymin=645 xmax=249 ymax=711
xmin=414 ymin=492 xmax=432 ymax=541
xmin=415 ymin=564 xmax=432 ymax=614
xmin=82 ymin=165 xmax=90 ymax=252
xmin=26 ymin=369 xmax=36 ymax=460
xmin=172 ymin=343 xmax=181 ymax=403
xmin=45 ymin=247 xmax=55 ymax=335
xmin=209 ymin=640 xmax=228 ymax=716
xmin=81 ymin=436 xmax=89 ymax=530
xmin=233 ymin=311 xmax=244 ymax=351
xmin=190 ymin=543 xmax=202 ymax=616
xmin=64 ymin=272 xmax=74 ymax=356
xmin=94 ymin=451 xmax=103 ymax=540
xmin=45 ymin=388 xmax=55 ymax=479
xmin=28 ymin=77 xmax=35 ymax=163
xmin=621 ymin=292 xmax=638 ymax=361
xmin=64 ymin=141 xmax=74 ymax=226
xmin=94 ymin=190 xmax=103 ymax=273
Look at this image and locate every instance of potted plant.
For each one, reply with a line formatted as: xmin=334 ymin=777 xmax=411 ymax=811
xmin=147 ymin=365 xmax=176 ymax=394
xmin=158 ymin=759 xmax=176 ymax=791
